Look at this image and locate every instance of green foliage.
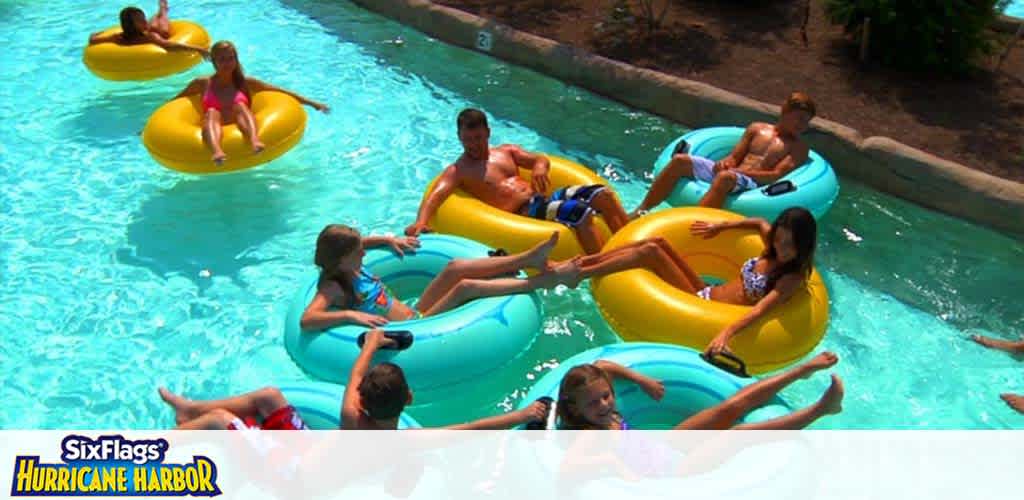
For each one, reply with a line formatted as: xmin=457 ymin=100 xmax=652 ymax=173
xmin=822 ymin=0 xmax=1012 ymax=74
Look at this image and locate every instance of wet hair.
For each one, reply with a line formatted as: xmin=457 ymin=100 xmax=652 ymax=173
xmin=782 ymin=91 xmax=816 ymax=118
xmin=456 ymin=108 xmax=489 ymax=132
xmin=314 ymin=224 xmax=363 ymax=308
xmin=556 ymin=364 xmax=616 ymax=430
xmin=210 ymin=41 xmax=252 ymax=103
xmin=358 ymin=363 xmax=410 ymax=420
xmin=762 ymin=207 xmax=817 ymax=291
xmin=118 ymin=7 xmax=147 ymax=42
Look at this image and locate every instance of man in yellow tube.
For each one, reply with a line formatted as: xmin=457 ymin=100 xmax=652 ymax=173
xmin=404 ymin=108 xmax=630 ymax=254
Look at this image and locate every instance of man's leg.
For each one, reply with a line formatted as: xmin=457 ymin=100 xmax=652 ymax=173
xmin=588 ymin=189 xmax=629 ymax=232
xmin=631 ymin=154 xmax=696 ymax=216
xmin=698 ymin=171 xmax=738 ymax=209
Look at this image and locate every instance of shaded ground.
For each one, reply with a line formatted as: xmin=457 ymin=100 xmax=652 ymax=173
xmin=438 ymin=0 xmax=1024 ymax=182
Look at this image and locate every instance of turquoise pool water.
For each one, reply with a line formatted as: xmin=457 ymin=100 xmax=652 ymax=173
xmin=1 ymin=0 xmax=1022 ymax=429
xmin=1006 ymin=1 xmax=1024 ymax=18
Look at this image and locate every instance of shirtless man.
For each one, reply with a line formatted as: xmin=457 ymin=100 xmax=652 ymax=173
xmin=630 ymin=92 xmax=817 ymax=217
xmin=405 ymin=108 xmax=629 ymax=254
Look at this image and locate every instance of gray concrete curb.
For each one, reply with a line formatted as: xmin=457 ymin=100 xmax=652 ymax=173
xmin=351 ymin=0 xmax=1024 ymax=238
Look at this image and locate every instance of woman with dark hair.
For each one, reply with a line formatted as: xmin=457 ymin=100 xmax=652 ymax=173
xmin=171 ymin=41 xmax=330 ymax=165
xmin=552 ymin=207 xmax=819 ymax=357
xmin=87 ymin=1 xmax=207 ymax=56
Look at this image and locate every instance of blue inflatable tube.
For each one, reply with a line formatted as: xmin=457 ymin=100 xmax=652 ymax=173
xmin=519 ymin=343 xmax=791 ymax=429
xmin=279 ymin=381 xmax=420 ymax=429
xmin=284 ymin=234 xmax=543 ymax=405
xmin=654 ymin=126 xmax=839 ymax=220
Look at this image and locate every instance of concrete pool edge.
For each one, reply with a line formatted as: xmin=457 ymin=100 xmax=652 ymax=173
xmin=349 ymin=0 xmax=1024 ymax=239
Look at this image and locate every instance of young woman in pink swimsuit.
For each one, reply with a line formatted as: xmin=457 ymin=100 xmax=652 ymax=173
xmin=172 ymin=41 xmax=330 ymax=165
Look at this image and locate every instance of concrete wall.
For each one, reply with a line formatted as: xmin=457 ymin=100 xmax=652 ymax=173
xmin=351 ymin=0 xmax=1024 ymax=239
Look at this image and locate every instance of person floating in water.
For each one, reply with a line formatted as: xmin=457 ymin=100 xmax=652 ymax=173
xmin=630 ymin=92 xmax=817 ymax=217
xmin=88 ymin=1 xmax=209 ymax=58
xmin=170 ymin=41 xmax=329 ymax=165
xmin=405 ymin=108 xmax=630 ymax=254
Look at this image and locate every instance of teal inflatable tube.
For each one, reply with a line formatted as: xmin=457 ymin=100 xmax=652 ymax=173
xmin=519 ymin=343 xmax=791 ymax=429
xmin=284 ymin=234 xmax=543 ymax=404
xmin=279 ymin=381 xmax=420 ymax=429
xmin=655 ymin=126 xmax=839 ymax=220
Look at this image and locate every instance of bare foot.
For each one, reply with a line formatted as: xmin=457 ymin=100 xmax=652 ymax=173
xmin=970 ymin=334 xmax=1024 ymax=354
xmin=552 ymin=258 xmax=582 ymax=289
xmin=524 ymin=232 xmax=559 ymax=270
xmin=816 ymin=374 xmax=844 ymax=415
xmin=212 ymin=150 xmax=227 ymax=166
xmin=158 ymin=0 xmax=168 ymax=15
xmin=1001 ymin=394 xmax=1024 ymax=415
xmin=158 ymin=387 xmax=200 ymax=426
xmin=799 ymin=351 xmax=839 ymax=378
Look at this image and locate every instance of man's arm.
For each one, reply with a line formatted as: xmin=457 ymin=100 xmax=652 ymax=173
xmin=716 ymin=124 xmax=759 ymax=170
xmin=737 ymin=143 xmax=809 ymax=184
xmin=505 ymin=145 xmax=550 ymax=194
xmin=405 ymin=165 xmax=459 ymax=236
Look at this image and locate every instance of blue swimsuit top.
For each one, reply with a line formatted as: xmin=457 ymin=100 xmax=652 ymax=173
xmin=741 ymin=257 xmax=770 ymax=301
xmin=351 ymin=268 xmax=394 ymax=314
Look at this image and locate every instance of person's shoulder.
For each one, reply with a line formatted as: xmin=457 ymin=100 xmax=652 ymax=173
xmin=317 ymin=278 xmax=344 ymax=299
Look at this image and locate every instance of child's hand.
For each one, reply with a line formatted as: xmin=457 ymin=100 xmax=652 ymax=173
xmin=404 ymin=222 xmax=431 ymax=237
xmin=517 ymin=401 xmax=548 ymax=424
xmin=363 ymin=329 xmax=397 ymax=350
xmin=348 ymin=311 xmax=389 ymax=328
xmin=639 ymin=377 xmax=665 ymax=401
xmin=388 ymin=236 xmax=420 ymax=257
xmin=313 ymin=102 xmax=330 ymax=113
xmin=690 ymin=221 xmax=722 ymax=239
xmin=704 ymin=332 xmax=732 ymax=358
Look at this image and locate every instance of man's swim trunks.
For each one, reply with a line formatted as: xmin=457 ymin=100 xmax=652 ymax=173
xmin=522 ymin=184 xmax=607 ymax=227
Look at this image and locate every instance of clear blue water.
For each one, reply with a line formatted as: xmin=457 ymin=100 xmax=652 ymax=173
xmin=1006 ymin=1 xmax=1024 ymax=18
xmin=1 ymin=0 xmax=1022 ymax=429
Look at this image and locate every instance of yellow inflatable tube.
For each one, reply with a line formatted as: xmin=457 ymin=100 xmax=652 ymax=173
xmin=424 ymin=155 xmax=614 ymax=261
xmin=591 ymin=207 xmax=829 ymax=374
xmin=142 ymin=91 xmax=307 ymax=174
xmin=83 ymin=20 xmax=211 ymax=81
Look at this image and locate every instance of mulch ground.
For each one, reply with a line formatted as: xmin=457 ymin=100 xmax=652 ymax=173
xmin=436 ymin=0 xmax=1024 ymax=182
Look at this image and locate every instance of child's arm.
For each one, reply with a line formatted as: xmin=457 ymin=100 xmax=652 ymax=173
xmin=690 ymin=217 xmax=772 ymax=244
xmin=300 ymin=281 xmax=388 ymax=330
xmin=173 ymin=78 xmax=206 ymax=100
xmin=362 ymin=235 xmax=420 ymax=256
xmin=247 ymin=78 xmax=329 ymax=112
xmin=88 ymin=32 xmax=119 ymax=45
xmin=705 ymin=273 xmax=803 ymax=357
xmin=593 ymin=360 xmax=665 ymax=401
xmin=405 ymin=165 xmax=459 ymax=236
xmin=442 ymin=401 xmax=547 ymax=430
xmin=146 ymin=33 xmax=209 ymax=57
xmin=340 ymin=330 xmax=394 ymax=429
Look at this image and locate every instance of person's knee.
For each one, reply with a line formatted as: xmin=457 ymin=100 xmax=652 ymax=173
xmin=713 ymin=171 xmax=738 ymax=190
xmin=207 ymin=408 xmax=238 ymax=427
xmin=670 ymin=153 xmax=692 ymax=167
xmin=651 ymin=237 xmax=673 ymax=253
xmin=442 ymin=259 xmax=468 ymax=275
xmin=257 ymin=386 xmax=286 ymax=405
xmin=637 ymin=240 xmax=662 ymax=259
xmin=450 ymin=279 xmax=482 ymax=299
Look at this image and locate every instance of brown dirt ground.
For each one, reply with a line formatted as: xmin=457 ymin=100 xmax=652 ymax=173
xmin=436 ymin=0 xmax=1024 ymax=182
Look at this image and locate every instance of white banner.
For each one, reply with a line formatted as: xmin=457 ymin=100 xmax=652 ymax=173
xmin=1 ymin=431 xmax=1017 ymax=500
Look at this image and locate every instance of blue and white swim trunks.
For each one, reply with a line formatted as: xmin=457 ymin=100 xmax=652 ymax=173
xmin=690 ymin=156 xmax=758 ymax=193
xmin=522 ymin=184 xmax=606 ymax=228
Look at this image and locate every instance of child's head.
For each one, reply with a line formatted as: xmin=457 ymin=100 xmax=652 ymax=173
xmin=778 ymin=91 xmax=816 ymax=136
xmin=764 ymin=207 xmax=817 ymax=288
xmin=456 ymin=108 xmax=490 ymax=160
xmin=556 ymin=364 xmax=617 ymax=430
xmin=357 ymin=362 xmax=412 ymax=421
xmin=314 ymin=224 xmax=364 ymax=277
xmin=118 ymin=7 xmax=148 ymax=41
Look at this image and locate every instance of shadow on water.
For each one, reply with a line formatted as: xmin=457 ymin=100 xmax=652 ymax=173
xmin=119 ymin=169 xmax=294 ymax=284
xmin=63 ymin=86 xmax=175 ymax=147
xmin=278 ymin=0 xmax=688 ymax=174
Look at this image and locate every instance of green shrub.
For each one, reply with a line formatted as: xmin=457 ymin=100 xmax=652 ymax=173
xmin=822 ymin=0 xmax=1011 ymax=74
